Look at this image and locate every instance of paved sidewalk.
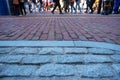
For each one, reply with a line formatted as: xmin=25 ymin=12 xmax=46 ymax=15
xmin=0 ymin=13 xmax=120 ymax=44
xmin=0 ymin=41 xmax=120 ymax=80
xmin=0 ymin=13 xmax=120 ymax=80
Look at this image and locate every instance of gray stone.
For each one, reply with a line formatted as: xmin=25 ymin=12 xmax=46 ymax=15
xmin=115 ymin=51 xmax=120 ymax=54
xmin=64 ymin=48 xmax=87 ymax=54
xmin=22 ymin=55 xmax=52 ymax=64
xmin=35 ymin=64 xmax=75 ymax=76
xmin=55 ymin=55 xmax=83 ymax=63
xmin=112 ymin=64 xmax=120 ymax=75
xmin=111 ymin=55 xmax=120 ymax=62
xmin=0 ymin=55 xmax=24 ymax=63
xmin=88 ymin=48 xmax=114 ymax=54
xmin=84 ymin=55 xmax=112 ymax=63
xmin=0 ymin=64 xmax=5 ymax=72
xmin=0 ymin=65 xmax=37 ymax=77
xmin=0 ymin=41 xmax=74 ymax=47
xmin=76 ymin=64 xmax=114 ymax=78
xmin=39 ymin=48 xmax=64 ymax=55
xmin=10 ymin=47 xmax=38 ymax=54
xmin=74 ymin=41 xmax=120 ymax=51
xmin=0 ymin=48 xmax=13 ymax=54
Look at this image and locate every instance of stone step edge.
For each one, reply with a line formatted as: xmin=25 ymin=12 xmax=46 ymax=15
xmin=0 ymin=40 xmax=120 ymax=51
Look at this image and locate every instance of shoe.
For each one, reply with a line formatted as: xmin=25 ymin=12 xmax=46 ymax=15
xmin=59 ymin=12 xmax=63 ymax=14
xmin=51 ymin=11 xmax=54 ymax=14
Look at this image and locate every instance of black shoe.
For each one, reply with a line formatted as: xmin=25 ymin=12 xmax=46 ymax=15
xmin=51 ymin=11 xmax=54 ymax=14
xmin=59 ymin=12 xmax=63 ymax=14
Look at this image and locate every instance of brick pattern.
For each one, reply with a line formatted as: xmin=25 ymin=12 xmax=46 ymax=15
xmin=0 ymin=14 xmax=120 ymax=44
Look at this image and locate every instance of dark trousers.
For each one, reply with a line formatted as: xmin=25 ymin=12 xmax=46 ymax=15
xmin=19 ymin=2 xmax=26 ymax=15
xmin=52 ymin=1 xmax=62 ymax=13
xmin=101 ymin=1 xmax=109 ymax=15
xmin=14 ymin=4 xmax=20 ymax=15
xmin=89 ymin=0 xmax=95 ymax=13
xmin=97 ymin=0 xmax=102 ymax=14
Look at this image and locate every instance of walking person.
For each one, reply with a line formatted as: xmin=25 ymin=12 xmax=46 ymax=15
xmin=89 ymin=0 xmax=95 ymax=13
xmin=70 ymin=0 xmax=76 ymax=13
xmin=19 ymin=0 xmax=27 ymax=15
xmin=113 ymin=0 xmax=120 ymax=14
xmin=13 ymin=0 xmax=20 ymax=15
xmin=75 ymin=0 xmax=82 ymax=13
xmin=64 ymin=0 xmax=70 ymax=13
xmin=51 ymin=0 xmax=63 ymax=14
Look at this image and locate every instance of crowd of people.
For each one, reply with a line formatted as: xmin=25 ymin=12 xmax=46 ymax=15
xmin=12 ymin=0 xmax=120 ymax=16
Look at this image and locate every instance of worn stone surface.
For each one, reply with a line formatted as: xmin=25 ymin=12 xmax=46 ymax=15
xmin=88 ymin=48 xmax=114 ymax=54
xmin=39 ymin=48 xmax=64 ymax=55
xmin=115 ymin=51 xmax=120 ymax=54
xmin=0 ymin=55 xmax=24 ymax=63
xmin=64 ymin=48 xmax=87 ymax=54
xmin=84 ymin=55 xmax=112 ymax=63
xmin=22 ymin=55 xmax=52 ymax=64
xmin=55 ymin=55 xmax=83 ymax=63
xmin=112 ymin=64 xmax=120 ymax=75
xmin=111 ymin=55 xmax=120 ymax=62
xmin=10 ymin=47 xmax=38 ymax=54
xmin=76 ymin=64 xmax=114 ymax=78
xmin=35 ymin=64 xmax=75 ymax=76
xmin=0 ymin=65 xmax=37 ymax=77
xmin=0 ymin=48 xmax=14 ymax=54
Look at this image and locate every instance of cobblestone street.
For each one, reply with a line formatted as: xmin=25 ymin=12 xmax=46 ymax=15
xmin=0 ymin=13 xmax=120 ymax=80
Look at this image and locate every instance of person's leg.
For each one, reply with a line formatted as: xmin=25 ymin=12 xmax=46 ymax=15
xmin=97 ymin=0 xmax=102 ymax=14
xmin=58 ymin=2 xmax=63 ymax=13
xmin=51 ymin=3 xmax=57 ymax=13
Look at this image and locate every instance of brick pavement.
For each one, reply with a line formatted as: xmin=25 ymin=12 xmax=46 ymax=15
xmin=0 ymin=13 xmax=120 ymax=44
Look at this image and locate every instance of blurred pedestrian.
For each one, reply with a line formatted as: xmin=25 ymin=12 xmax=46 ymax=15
xmin=75 ymin=0 xmax=82 ymax=13
xmin=51 ymin=0 xmax=63 ymax=14
xmin=19 ymin=0 xmax=27 ymax=15
xmin=13 ymin=0 xmax=20 ymax=15
xmin=64 ymin=0 xmax=70 ymax=13
xmin=113 ymin=0 xmax=120 ymax=14
xmin=70 ymin=0 xmax=76 ymax=13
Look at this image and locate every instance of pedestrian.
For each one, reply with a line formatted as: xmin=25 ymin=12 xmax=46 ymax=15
xmin=75 ymin=0 xmax=82 ymax=13
xmin=113 ymin=0 xmax=120 ymax=14
xmin=51 ymin=0 xmax=63 ymax=14
xmin=64 ymin=0 xmax=70 ymax=13
xmin=70 ymin=0 xmax=76 ymax=13
xmin=97 ymin=0 xmax=102 ymax=14
xmin=13 ymin=0 xmax=20 ymax=15
xmin=37 ymin=0 xmax=43 ymax=12
xmin=19 ymin=0 xmax=27 ymax=15
xmin=89 ymin=0 xmax=95 ymax=13
xmin=101 ymin=0 xmax=110 ymax=15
